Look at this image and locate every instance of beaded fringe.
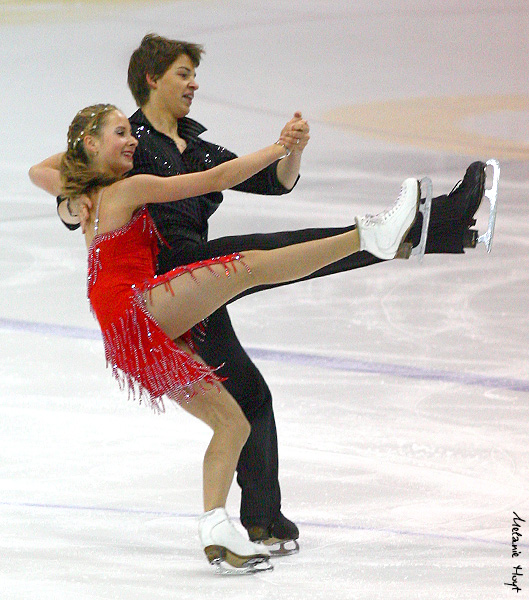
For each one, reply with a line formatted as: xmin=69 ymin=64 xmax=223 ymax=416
xmin=94 ymin=253 xmax=250 ymax=413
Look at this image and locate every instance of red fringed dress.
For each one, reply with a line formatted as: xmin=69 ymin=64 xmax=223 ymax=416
xmin=87 ymin=204 xmax=245 ymax=412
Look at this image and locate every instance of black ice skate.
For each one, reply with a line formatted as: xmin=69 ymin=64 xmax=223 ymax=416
xmin=247 ymin=514 xmax=300 ymax=557
xmin=439 ymin=159 xmax=499 ymax=252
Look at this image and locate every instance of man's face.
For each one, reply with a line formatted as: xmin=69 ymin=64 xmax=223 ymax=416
xmin=152 ymin=54 xmax=199 ymax=119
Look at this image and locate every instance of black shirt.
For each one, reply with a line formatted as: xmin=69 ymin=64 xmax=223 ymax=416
xmin=128 ymin=109 xmax=295 ymax=242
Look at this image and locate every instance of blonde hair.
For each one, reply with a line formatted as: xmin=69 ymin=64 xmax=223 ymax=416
xmin=60 ymin=103 xmax=123 ymax=198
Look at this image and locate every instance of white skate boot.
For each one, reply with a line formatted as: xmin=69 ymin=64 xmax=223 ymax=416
xmin=355 ymin=178 xmax=420 ymax=260
xmin=199 ymin=508 xmax=273 ymax=575
xmin=476 ymin=159 xmax=500 ymax=252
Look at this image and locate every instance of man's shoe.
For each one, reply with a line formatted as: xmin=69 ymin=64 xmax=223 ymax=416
xmin=404 ymin=161 xmax=487 ymax=253
xmin=247 ymin=513 xmax=300 ymax=557
xmin=447 ymin=161 xmax=487 ymax=236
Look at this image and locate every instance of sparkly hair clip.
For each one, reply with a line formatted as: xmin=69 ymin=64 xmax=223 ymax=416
xmin=70 ymin=126 xmax=96 ymax=149
xmin=69 ymin=105 xmax=114 ymax=149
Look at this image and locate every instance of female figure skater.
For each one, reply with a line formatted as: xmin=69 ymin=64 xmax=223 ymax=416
xmin=30 ymin=103 xmax=420 ymax=573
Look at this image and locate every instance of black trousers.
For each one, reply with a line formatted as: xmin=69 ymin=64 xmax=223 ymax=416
xmin=155 ymin=193 xmax=466 ymax=528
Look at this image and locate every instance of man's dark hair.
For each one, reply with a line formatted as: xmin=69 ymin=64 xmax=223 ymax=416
xmin=128 ymin=34 xmax=204 ymax=107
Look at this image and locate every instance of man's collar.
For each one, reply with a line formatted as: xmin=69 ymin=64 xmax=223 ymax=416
xmin=129 ymin=109 xmax=207 ymax=138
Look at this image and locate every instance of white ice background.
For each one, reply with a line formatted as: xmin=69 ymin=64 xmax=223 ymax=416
xmin=1 ymin=1 xmax=528 ymax=598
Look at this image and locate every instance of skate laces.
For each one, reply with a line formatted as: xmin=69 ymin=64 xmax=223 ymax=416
xmin=361 ymin=183 xmax=410 ymax=226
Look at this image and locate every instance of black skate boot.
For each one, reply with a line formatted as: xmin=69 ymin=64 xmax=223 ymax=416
xmin=247 ymin=513 xmax=300 ymax=557
xmin=402 ymin=161 xmax=487 ymax=254
xmin=448 ymin=160 xmax=487 ymax=247
xmin=441 ymin=159 xmax=499 ymax=252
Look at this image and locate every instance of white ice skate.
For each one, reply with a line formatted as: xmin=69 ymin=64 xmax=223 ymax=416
xmin=199 ymin=508 xmax=273 ymax=575
xmin=395 ymin=177 xmax=433 ymax=262
xmin=355 ymin=178 xmax=421 ymax=260
xmin=476 ymin=159 xmax=500 ymax=252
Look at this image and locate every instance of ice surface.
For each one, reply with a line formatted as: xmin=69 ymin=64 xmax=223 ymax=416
xmin=1 ymin=1 xmax=528 ymax=598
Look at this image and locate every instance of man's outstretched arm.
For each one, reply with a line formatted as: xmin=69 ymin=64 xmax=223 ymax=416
xmin=29 ymin=152 xmax=85 ymax=228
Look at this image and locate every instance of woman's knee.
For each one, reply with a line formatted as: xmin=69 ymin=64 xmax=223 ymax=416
xmin=185 ymin=385 xmax=251 ymax=445
xmin=220 ymin=403 xmax=251 ymax=447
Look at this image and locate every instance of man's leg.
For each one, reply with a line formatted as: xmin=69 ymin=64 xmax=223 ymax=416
xmin=152 ymin=161 xmax=486 ymax=543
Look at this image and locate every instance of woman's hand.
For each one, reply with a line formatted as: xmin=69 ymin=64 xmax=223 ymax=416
xmin=275 ymin=112 xmax=310 ymax=189
xmin=60 ymin=195 xmax=93 ymax=233
xmin=277 ymin=111 xmax=310 ymax=155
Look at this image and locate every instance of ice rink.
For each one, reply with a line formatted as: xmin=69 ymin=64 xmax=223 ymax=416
xmin=1 ymin=1 xmax=528 ymax=598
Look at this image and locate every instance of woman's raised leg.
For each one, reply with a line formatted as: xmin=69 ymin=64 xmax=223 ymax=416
xmin=146 ymin=178 xmax=419 ymax=340
xmin=146 ymin=226 xmax=362 ymax=340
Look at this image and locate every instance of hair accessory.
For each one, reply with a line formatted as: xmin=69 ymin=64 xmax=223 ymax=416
xmin=70 ymin=105 xmax=114 ymax=149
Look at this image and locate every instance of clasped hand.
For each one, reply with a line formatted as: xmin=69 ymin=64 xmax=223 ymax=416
xmin=277 ymin=111 xmax=310 ymax=155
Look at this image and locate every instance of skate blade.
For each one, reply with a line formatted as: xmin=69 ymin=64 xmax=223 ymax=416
xmin=205 ymin=545 xmax=273 ymax=575
xmin=259 ymin=537 xmax=300 ymax=557
xmin=212 ymin=559 xmax=274 ymax=575
xmin=395 ymin=178 xmax=430 ymax=262
xmin=410 ymin=176 xmax=432 ymax=262
xmin=476 ymin=159 xmax=500 ymax=253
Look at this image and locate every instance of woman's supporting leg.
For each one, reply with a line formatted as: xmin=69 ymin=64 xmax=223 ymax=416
xmin=180 ymin=384 xmax=250 ymax=511
xmin=169 ymin=339 xmax=271 ymax=569
xmin=169 ymin=341 xmax=250 ymax=512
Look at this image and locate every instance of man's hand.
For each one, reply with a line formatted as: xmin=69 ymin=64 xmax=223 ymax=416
xmin=77 ymin=195 xmax=93 ymax=233
xmin=276 ymin=111 xmax=310 ymax=190
xmin=279 ymin=111 xmax=310 ymax=155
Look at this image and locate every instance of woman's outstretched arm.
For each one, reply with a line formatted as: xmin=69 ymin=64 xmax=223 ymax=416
xmin=121 ymin=136 xmax=299 ymax=212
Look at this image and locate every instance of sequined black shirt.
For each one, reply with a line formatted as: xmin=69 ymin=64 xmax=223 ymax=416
xmin=128 ymin=109 xmax=296 ymax=241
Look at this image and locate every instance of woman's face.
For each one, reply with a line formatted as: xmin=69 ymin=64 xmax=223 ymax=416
xmin=94 ymin=110 xmax=138 ymax=176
